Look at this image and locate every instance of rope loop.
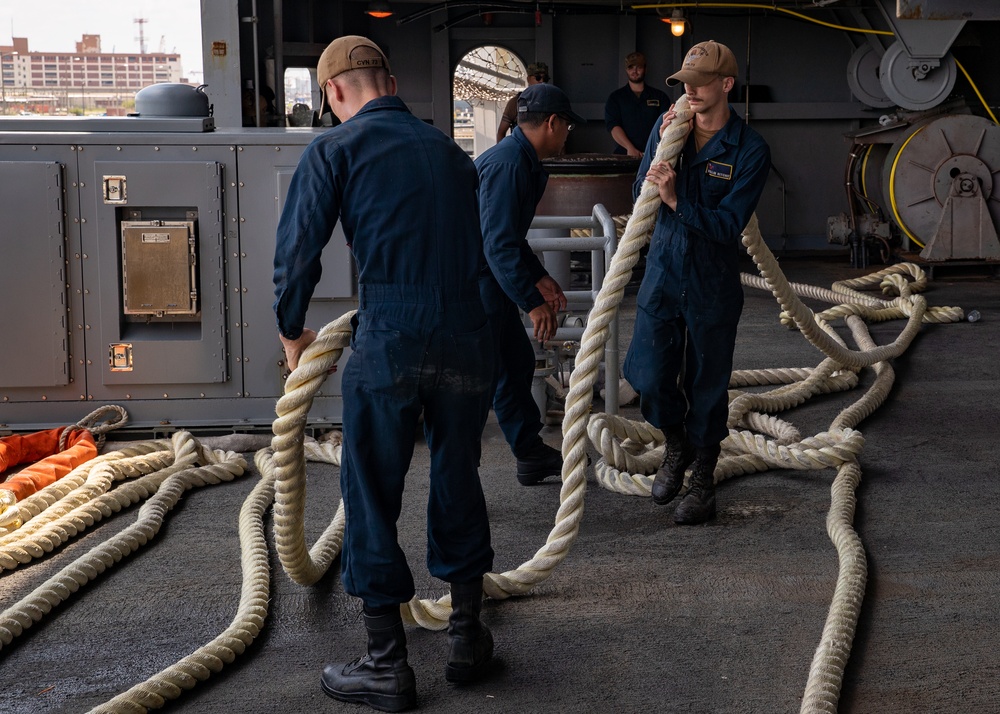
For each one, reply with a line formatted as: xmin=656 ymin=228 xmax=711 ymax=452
xmin=59 ymin=404 xmax=130 ymax=450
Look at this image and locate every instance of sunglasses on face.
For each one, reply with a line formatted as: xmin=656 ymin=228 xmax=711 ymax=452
xmin=534 ymin=73 xmax=549 ymax=82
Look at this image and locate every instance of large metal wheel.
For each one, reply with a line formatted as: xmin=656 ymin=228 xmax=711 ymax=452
xmin=859 ymin=143 xmax=890 ymax=210
xmin=881 ymin=113 xmax=1000 ymax=247
xmin=847 ymin=44 xmax=894 ymax=109
xmin=879 ymin=41 xmax=957 ymax=111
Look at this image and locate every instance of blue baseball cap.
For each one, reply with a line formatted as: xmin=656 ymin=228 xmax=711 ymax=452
xmin=517 ymin=83 xmax=585 ymax=125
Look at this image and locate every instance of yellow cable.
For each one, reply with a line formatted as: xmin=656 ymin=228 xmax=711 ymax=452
xmin=887 ymin=126 xmax=928 ymax=249
xmin=955 ymin=57 xmax=1000 ymax=125
xmin=634 ymin=2 xmax=998 ymax=122
xmin=632 ymin=3 xmax=893 ymax=36
xmin=860 ymin=144 xmax=871 ymax=205
xmin=636 ymin=0 xmax=1000 ymax=248
xmin=858 ymin=144 xmax=881 ymax=215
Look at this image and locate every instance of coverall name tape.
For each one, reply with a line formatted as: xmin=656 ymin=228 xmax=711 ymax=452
xmin=706 ymin=160 xmax=734 ymax=180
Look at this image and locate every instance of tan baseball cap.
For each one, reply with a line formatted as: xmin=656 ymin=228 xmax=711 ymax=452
xmin=316 ymin=36 xmax=390 ymax=117
xmin=666 ymin=41 xmax=738 ymax=87
xmin=625 ymin=52 xmax=646 ymax=68
xmin=317 ymin=35 xmax=390 ymax=90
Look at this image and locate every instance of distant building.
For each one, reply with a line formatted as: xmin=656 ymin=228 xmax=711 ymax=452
xmin=1 ymin=35 xmax=186 ymax=115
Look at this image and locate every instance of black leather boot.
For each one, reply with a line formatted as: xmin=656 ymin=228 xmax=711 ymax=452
xmin=321 ymin=607 xmax=417 ymax=712
xmin=651 ymin=426 xmax=695 ymax=506
xmin=673 ymin=445 xmax=720 ymax=525
xmin=445 ymin=578 xmax=494 ymax=683
xmin=515 ymin=441 xmax=562 ymax=485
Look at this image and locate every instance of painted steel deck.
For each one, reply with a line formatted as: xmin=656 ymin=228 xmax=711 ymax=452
xmin=1 ymin=256 xmax=997 ymax=714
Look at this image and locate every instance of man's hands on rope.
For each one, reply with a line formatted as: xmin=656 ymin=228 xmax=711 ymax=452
xmin=529 ymin=276 xmax=567 ymax=343
xmin=281 ymin=276 xmax=566 ymax=366
xmin=644 ymin=105 xmax=691 ymax=211
xmin=280 ymin=328 xmax=338 ymax=374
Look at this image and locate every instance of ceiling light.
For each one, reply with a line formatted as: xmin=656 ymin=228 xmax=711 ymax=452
xmin=664 ymin=9 xmax=688 ymax=37
xmin=365 ymin=0 xmax=393 ymax=19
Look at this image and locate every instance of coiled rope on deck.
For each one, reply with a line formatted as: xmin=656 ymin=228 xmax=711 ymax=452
xmin=573 ymin=96 xmax=963 ymax=712
xmin=0 ymin=431 xmax=248 ymax=713
xmin=250 ymin=91 xmax=961 ymax=711
xmin=0 ymin=405 xmax=129 ymax=531
xmin=259 ymin=95 xmax=695 ymax=631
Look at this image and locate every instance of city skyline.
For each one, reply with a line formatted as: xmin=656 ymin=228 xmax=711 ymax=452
xmin=0 ymin=0 xmax=203 ymax=80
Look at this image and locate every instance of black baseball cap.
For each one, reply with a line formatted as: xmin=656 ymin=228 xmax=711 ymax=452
xmin=517 ymin=83 xmax=585 ymax=125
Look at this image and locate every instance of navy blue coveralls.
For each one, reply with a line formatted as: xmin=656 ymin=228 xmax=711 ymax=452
xmin=604 ymin=84 xmax=670 ymax=155
xmin=273 ymin=96 xmax=495 ymax=608
xmin=623 ymin=106 xmax=770 ymax=448
xmin=474 ymin=126 xmax=551 ymax=458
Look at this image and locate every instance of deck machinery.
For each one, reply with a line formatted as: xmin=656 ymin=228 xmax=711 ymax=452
xmin=3 ymin=0 xmax=1000 ymax=430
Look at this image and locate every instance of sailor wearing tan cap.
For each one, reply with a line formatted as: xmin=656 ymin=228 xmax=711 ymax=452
xmin=624 ymin=40 xmax=771 ymax=525
xmin=273 ymin=35 xmax=495 ymax=711
xmin=604 ymin=51 xmax=670 ymax=157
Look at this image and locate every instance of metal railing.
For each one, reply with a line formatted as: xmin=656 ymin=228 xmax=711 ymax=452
xmin=526 ymin=203 xmax=620 ymax=414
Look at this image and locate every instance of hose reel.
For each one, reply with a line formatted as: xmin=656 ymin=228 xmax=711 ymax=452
xmin=881 ymin=113 xmax=1000 ymax=259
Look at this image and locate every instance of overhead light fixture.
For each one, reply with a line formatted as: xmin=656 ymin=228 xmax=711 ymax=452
xmin=664 ymin=9 xmax=688 ymax=37
xmin=365 ymin=0 xmax=393 ymax=19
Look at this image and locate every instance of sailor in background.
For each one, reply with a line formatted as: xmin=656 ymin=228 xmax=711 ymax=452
xmin=605 ymin=51 xmax=670 ymax=157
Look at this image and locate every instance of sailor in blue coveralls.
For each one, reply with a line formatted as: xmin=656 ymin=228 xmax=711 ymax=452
xmin=604 ymin=51 xmax=670 ymax=157
xmin=623 ymin=40 xmax=771 ymax=525
xmin=475 ymin=83 xmax=585 ymax=486
xmin=272 ymin=36 xmax=495 ymax=712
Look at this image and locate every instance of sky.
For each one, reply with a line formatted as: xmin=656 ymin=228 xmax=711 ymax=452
xmin=0 ymin=0 xmax=204 ymax=80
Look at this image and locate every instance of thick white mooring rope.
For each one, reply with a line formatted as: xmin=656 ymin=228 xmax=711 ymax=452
xmin=259 ymin=95 xmax=965 ymax=714
xmin=573 ymin=97 xmax=963 ymax=712
xmin=0 ymin=432 xmax=248 ymax=712
xmin=0 ymin=93 xmax=967 ymax=712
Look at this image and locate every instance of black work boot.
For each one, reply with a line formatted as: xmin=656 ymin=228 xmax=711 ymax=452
xmin=515 ymin=441 xmax=562 ymax=485
xmin=651 ymin=426 xmax=695 ymax=506
xmin=445 ymin=578 xmax=494 ymax=683
xmin=673 ymin=445 xmax=721 ymax=525
xmin=321 ymin=607 xmax=417 ymax=712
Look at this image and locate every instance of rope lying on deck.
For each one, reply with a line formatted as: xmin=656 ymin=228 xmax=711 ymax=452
xmin=0 ymin=405 xmax=129 ymax=531
xmin=262 ymin=93 xmax=966 ymax=713
xmin=0 ymin=94 xmax=967 ymax=713
xmin=0 ymin=432 xmax=247 ymax=713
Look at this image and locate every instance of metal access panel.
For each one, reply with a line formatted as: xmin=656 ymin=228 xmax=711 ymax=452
xmin=121 ymin=219 xmax=198 ymax=316
xmin=234 ymin=142 xmax=356 ymax=421
xmin=0 ymin=161 xmax=70 ymax=389
xmin=80 ymin=153 xmax=230 ymax=394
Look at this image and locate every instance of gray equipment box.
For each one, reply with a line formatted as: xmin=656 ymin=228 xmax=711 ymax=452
xmin=0 ymin=121 xmax=355 ymax=433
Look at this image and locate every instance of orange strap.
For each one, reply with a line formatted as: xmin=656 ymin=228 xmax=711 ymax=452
xmin=0 ymin=428 xmax=98 ymax=501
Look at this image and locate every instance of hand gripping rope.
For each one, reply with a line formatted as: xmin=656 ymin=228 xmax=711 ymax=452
xmin=263 ymin=94 xmax=965 ymax=713
xmin=0 ymin=95 xmax=967 ymax=713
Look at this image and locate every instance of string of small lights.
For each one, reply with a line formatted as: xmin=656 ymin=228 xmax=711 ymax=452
xmin=453 ymin=75 xmax=520 ymax=102
xmin=453 ymin=45 xmax=525 ymax=102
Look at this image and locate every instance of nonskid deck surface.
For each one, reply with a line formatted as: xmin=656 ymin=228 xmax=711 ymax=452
xmin=1 ymin=257 xmax=997 ymax=713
